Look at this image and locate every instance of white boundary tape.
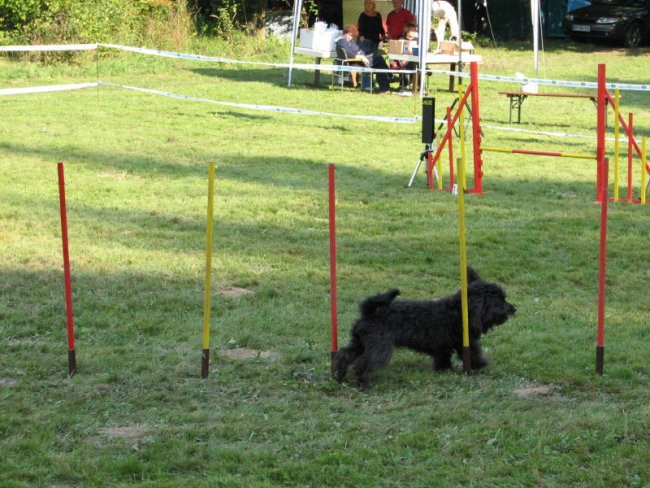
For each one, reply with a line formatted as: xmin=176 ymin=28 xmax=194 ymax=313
xmin=0 ymin=44 xmax=98 ymax=52
xmin=0 ymin=43 xmax=646 ymax=138
xmin=97 ymin=43 xmax=650 ymax=91
xmin=0 ymin=82 xmax=98 ymax=96
xmin=0 ymin=79 xmax=622 ymax=141
xmin=98 ymin=43 xmax=408 ymax=75
xmin=1 ymin=42 xmax=647 ymax=90
xmin=99 ymin=81 xmax=416 ymax=124
xmin=467 ymin=71 xmax=650 ymax=92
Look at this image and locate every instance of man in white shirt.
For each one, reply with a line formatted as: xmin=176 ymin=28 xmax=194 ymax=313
xmin=432 ymin=0 xmax=460 ymax=43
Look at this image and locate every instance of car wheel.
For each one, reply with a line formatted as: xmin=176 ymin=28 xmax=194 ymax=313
xmin=623 ymin=23 xmax=642 ymax=48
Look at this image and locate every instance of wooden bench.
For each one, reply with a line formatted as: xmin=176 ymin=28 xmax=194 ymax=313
xmin=499 ymin=91 xmax=598 ymax=123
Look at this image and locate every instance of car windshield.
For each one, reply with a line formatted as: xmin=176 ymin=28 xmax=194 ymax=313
xmin=591 ymin=0 xmax=646 ymax=6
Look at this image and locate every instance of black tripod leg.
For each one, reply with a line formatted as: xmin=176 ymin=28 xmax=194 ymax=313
xmin=407 ymin=152 xmax=427 ymax=187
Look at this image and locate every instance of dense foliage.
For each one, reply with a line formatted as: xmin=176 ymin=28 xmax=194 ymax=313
xmin=0 ymin=0 xmax=299 ymax=46
xmin=0 ymin=0 xmax=192 ymax=46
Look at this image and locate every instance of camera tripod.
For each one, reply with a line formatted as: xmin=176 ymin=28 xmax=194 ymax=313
xmin=407 ymin=142 xmax=439 ymax=188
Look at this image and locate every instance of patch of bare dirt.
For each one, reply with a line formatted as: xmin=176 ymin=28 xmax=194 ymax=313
xmin=97 ymin=172 xmax=141 ymax=180
xmin=99 ymin=425 xmax=151 ymax=444
xmin=514 ymin=384 xmax=555 ymax=398
xmin=218 ymin=348 xmax=276 ymax=360
xmin=217 ymin=285 xmax=254 ymax=298
xmin=0 ymin=378 xmax=18 ymax=386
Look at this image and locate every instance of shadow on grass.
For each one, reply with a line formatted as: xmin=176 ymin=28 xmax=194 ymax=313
xmin=188 ymin=65 xmax=384 ymax=93
xmin=0 ymin=137 xmax=422 ymax=189
xmin=208 ymin=110 xmax=275 ymax=121
xmin=189 ymin=66 xmax=320 ymax=89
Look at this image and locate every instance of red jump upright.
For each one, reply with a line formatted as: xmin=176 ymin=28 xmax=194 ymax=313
xmin=596 ymin=64 xmax=607 ymax=202
xmin=469 ymin=61 xmax=483 ymax=194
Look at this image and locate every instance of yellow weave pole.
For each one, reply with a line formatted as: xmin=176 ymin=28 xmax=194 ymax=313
xmin=642 ymin=137 xmax=647 ymax=204
xmin=613 ymin=89 xmax=621 ymax=201
xmin=456 ymin=157 xmax=471 ymax=375
xmin=201 ymin=162 xmax=216 ymax=379
xmin=458 ymin=85 xmax=467 ymax=190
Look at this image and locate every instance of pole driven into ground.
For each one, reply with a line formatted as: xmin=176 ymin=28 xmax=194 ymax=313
xmin=328 ymin=164 xmax=338 ymax=375
xmin=596 ymin=158 xmax=609 ymax=375
xmin=57 ymin=162 xmax=77 ymax=377
xmin=456 ymin=158 xmax=471 ymax=375
xmin=201 ymin=162 xmax=216 ymax=379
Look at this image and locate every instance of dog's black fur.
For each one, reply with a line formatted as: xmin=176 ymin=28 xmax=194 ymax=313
xmin=333 ymin=268 xmax=516 ymax=389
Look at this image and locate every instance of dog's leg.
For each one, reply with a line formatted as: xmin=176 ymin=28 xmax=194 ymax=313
xmin=333 ymin=333 xmax=365 ymax=382
xmin=469 ymin=339 xmax=490 ymax=369
xmin=333 ymin=345 xmax=358 ymax=383
xmin=432 ymin=348 xmax=453 ymax=371
xmin=353 ymin=339 xmax=394 ymax=390
xmin=467 ymin=309 xmax=491 ymax=369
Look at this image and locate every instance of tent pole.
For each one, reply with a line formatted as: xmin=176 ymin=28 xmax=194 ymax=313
xmin=288 ymin=0 xmax=304 ymax=87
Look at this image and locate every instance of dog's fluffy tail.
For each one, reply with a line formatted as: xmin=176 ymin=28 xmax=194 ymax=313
xmin=360 ymin=289 xmax=400 ymax=318
xmin=467 ymin=267 xmax=481 ymax=283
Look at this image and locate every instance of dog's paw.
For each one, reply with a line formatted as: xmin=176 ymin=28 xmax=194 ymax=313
xmin=356 ymin=379 xmax=370 ymax=391
xmin=473 ymin=355 xmax=491 ymax=369
xmin=433 ymin=359 xmax=453 ymax=371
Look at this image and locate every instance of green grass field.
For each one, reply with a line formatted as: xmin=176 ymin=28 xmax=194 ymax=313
xmin=1 ymin=39 xmax=649 ymax=486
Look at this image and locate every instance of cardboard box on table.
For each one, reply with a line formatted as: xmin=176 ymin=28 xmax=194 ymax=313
xmin=388 ymin=39 xmax=409 ymax=54
xmin=439 ymin=41 xmax=475 ymax=55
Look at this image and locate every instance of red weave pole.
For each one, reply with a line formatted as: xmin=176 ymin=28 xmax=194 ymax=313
xmin=57 ymin=162 xmax=77 ymax=377
xmin=328 ymin=164 xmax=338 ymax=372
xmin=596 ymin=158 xmax=609 ymax=375
xmin=627 ymin=113 xmax=634 ymax=202
xmin=469 ymin=62 xmax=483 ymax=194
xmin=596 ymin=64 xmax=607 ymax=202
xmin=447 ymin=107 xmax=455 ymax=190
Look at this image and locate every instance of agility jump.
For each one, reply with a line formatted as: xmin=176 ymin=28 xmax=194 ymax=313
xmin=428 ymin=63 xmax=649 ymax=205
xmin=426 ymin=62 xmax=484 ymax=194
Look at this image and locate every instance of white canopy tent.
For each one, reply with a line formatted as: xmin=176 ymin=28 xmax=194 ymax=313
xmin=288 ymin=0 xmax=543 ymax=93
xmin=287 ymin=0 xmax=465 ymax=97
xmin=531 ymin=0 xmax=542 ymax=77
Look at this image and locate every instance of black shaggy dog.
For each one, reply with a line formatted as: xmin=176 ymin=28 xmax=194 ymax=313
xmin=333 ymin=268 xmax=516 ymax=389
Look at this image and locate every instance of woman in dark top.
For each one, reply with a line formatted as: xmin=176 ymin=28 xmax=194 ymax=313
xmin=357 ymin=0 xmax=385 ymax=53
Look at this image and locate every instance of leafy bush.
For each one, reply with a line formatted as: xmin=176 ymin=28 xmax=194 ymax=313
xmin=0 ymin=0 xmax=193 ymax=48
